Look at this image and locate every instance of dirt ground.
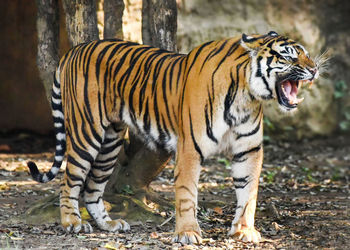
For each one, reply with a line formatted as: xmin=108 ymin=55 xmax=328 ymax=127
xmin=0 ymin=132 xmax=349 ymax=249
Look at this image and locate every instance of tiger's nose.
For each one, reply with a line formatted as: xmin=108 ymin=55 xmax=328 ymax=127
xmin=308 ymin=67 xmax=318 ymax=80
xmin=308 ymin=67 xmax=317 ymax=76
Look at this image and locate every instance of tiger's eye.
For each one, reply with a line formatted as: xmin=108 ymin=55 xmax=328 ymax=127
xmin=285 ymin=56 xmax=297 ymax=63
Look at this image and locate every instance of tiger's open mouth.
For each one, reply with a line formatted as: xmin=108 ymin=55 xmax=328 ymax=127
xmin=276 ymin=79 xmax=312 ymax=109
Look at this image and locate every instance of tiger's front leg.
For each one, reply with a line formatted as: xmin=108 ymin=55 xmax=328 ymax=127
xmin=228 ymin=142 xmax=263 ymax=243
xmin=172 ymin=141 xmax=203 ymax=245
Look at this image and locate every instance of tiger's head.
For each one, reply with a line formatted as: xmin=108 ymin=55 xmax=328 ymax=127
xmin=241 ymin=31 xmax=319 ymax=111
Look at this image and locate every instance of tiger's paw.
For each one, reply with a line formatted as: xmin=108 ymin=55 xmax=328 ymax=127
xmin=81 ymin=222 xmax=94 ymax=233
xmin=228 ymin=224 xmax=261 ymax=243
xmin=101 ymin=219 xmax=130 ymax=232
xmin=172 ymin=231 xmax=202 ymax=245
xmin=62 ymin=214 xmax=85 ymax=234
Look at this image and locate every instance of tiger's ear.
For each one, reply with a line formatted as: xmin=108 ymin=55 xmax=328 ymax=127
xmin=267 ymin=31 xmax=279 ymax=37
xmin=241 ymin=33 xmax=261 ymax=52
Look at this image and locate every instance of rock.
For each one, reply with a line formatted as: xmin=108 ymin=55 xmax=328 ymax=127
xmin=266 ymin=202 xmax=280 ymax=220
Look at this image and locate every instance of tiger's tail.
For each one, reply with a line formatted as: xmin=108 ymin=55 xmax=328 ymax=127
xmin=28 ymin=67 xmax=66 ymax=183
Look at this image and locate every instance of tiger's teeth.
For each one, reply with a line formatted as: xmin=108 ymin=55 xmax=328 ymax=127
xmin=289 ymin=97 xmax=304 ymax=105
xmin=282 ymin=85 xmax=286 ymax=95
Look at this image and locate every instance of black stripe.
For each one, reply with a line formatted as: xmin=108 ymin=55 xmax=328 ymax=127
xmin=138 ymin=52 xmax=161 ymax=113
xmin=189 ymin=111 xmax=204 ymax=163
xmin=150 ymin=54 xmax=167 ymax=95
xmin=235 ymin=183 xmax=249 ymax=189
xmin=210 ymin=41 xmax=240 ymax=102
xmin=143 ymin=99 xmax=151 ymax=133
xmin=83 ymin=42 xmax=101 ymax=124
xmin=234 ymin=51 xmax=250 ymax=60
xmin=80 ymin=112 xmax=101 ymax=150
xmin=70 ymin=212 xmax=81 ymax=219
xmin=66 ymin=166 xmax=85 ymax=183
xmin=208 ymin=87 xmax=214 ymax=125
xmin=100 ymin=139 xmax=124 ymax=154
xmin=256 ymin=56 xmax=263 ymax=77
xmin=51 ymin=101 xmax=62 ymax=111
xmin=266 ymin=56 xmax=274 ymax=77
xmin=88 ymin=174 xmax=111 ymax=184
xmin=233 ymin=176 xmax=249 ymax=182
xmin=180 ymin=42 xmax=210 ymax=112
xmin=114 ymin=47 xmax=134 ymax=95
xmin=95 ymin=154 xmax=118 ymax=164
xmin=67 ymin=155 xmax=87 ymax=171
xmin=51 ymin=90 xmax=61 ymax=99
xmin=204 ymin=104 xmax=218 ymax=143
xmin=236 ymin=120 xmax=261 ymax=140
xmin=261 ymin=75 xmax=273 ymax=98
xmin=85 ymin=196 xmax=102 ymax=204
xmin=161 ymin=114 xmax=171 ymax=143
xmin=69 ymin=132 xmax=94 ymax=164
xmin=120 ymin=47 xmax=149 ymax=96
xmin=178 ymin=185 xmax=195 ymax=197
xmin=223 ymin=70 xmax=239 ymax=126
xmin=95 ymin=43 xmax=114 ymax=80
xmin=207 ymin=40 xmax=227 ymax=60
xmin=66 ymin=178 xmax=83 ymax=188
xmin=60 ymin=196 xmax=79 ymax=201
xmin=253 ymin=105 xmax=262 ymax=122
xmin=176 ymin=57 xmax=185 ymax=91
xmin=84 ymin=185 xmax=100 ymax=194
xmin=232 ymin=144 xmax=262 ymax=162
xmin=153 ymin=86 xmax=167 ymax=146
xmin=70 ymin=104 xmax=87 ymax=150
xmin=161 ymin=62 xmax=176 ymax=134
xmin=168 ymin=56 xmax=183 ymax=91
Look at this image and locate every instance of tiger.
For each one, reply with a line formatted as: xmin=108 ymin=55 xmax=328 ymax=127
xmin=28 ymin=31 xmax=319 ymax=244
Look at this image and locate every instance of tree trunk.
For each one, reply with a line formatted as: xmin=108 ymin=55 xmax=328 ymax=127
xmin=106 ymin=0 xmax=177 ymax=195
xmin=103 ymin=0 xmax=125 ymax=39
xmin=62 ymin=0 xmax=99 ymax=46
xmin=36 ymin=0 xmax=59 ymax=103
xmin=142 ymin=0 xmax=177 ymax=51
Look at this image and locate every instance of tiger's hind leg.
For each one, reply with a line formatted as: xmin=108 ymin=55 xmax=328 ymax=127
xmin=60 ymin=136 xmax=101 ymax=233
xmin=83 ymin=123 xmax=130 ymax=232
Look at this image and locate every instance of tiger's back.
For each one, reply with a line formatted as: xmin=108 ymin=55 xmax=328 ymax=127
xmin=59 ymin=38 xmax=247 ymax=153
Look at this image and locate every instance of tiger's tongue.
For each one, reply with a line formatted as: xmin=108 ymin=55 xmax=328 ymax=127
xmin=283 ymin=81 xmax=299 ymax=104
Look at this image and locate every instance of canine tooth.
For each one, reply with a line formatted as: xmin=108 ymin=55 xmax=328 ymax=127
xmin=282 ymin=85 xmax=286 ymax=94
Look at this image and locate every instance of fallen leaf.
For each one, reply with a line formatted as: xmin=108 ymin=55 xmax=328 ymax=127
xmin=79 ymin=207 xmax=91 ymax=220
xmin=0 ymin=182 xmax=10 ymax=191
xmin=104 ymin=200 xmax=112 ymax=212
xmin=150 ymin=231 xmax=158 ymax=238
xmin=104 ymin=241 xmax=120 ymax=249
xmin=213 ymin=207 xmax=223 ymax=215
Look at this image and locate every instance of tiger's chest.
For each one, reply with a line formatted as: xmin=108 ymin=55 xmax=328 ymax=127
xmin=186 ymin=94 xmax=262 ymax=159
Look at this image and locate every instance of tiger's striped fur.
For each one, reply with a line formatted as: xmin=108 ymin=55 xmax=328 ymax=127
xmin=28 ymin=31 xmax=318 ymax=244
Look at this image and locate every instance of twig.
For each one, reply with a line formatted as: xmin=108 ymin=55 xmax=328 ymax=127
xmin=160 ymin=213 xmax=174 ymax=227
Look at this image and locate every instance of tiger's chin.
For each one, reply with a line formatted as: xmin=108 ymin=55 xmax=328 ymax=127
xmin=275 ymin=78 xmax=313 ymax=112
